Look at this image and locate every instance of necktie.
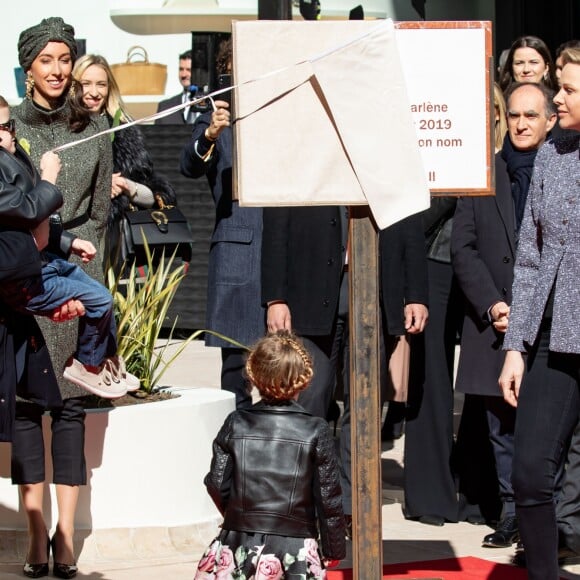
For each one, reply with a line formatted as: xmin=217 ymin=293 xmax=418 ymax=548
xmin=186 ymin=107 xmax=196 ymax=124
xmin=182 ymin=93 xmax=190 ymax=123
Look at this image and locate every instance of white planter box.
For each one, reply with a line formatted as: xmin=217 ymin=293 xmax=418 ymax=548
xmin=0 ymin=387 xmax=234 ymax=533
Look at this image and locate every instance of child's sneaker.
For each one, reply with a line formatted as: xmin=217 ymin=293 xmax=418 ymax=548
xmin=64 ymin=357 xmax=127 ymax=399
xmin=110 ymin=355 xmax=141 ymax=392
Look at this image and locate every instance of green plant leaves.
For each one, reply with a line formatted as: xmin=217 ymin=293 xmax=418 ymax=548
xmin=106 ymin=239 xmax=247 ymax=393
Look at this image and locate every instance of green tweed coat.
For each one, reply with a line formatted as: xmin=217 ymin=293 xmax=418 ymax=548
xmin=11 ymin=97 xmax=113 ymax=399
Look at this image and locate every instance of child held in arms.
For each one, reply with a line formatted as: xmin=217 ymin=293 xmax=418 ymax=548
xmin=0 ymin=95 xmax=138 ymax=398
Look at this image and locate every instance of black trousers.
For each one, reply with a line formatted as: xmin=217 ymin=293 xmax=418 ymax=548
xmin=453 ymin=394 xmax=502 ymax=523
xmin=403 ymin=260 xmax=461 ymax=521
xmin=221 ymin=348 xmax=253 ymax=409
xmin=11 ymin=398 xmax=86 ymax=486
xmin=484 ymin=395 xmax=516 ymax=518
xmin=298 ymin=272 xmax=350 ymax=421
xmin=557 ymin=421 xmax=580 ymax=554
xmin=513 ymin=321 xmax=580 ymax=580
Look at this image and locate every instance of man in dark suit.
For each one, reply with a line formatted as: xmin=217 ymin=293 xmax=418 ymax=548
xmin=155 ymin=50 xmax=194 ymax=125
xmin=451 ymin=82 xmax=556 ymax=548
xmin=262 ymin=206 xmax=348 ymax=418
xmin=262 ymin=206 xmax=428 ymax=533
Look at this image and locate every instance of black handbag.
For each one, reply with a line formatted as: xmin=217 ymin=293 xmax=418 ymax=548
xmin=120 ymin=200 xmax=193 ymax=267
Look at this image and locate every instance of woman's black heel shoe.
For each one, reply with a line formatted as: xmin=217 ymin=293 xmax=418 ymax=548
xmin=50 ymin=535 xmax=78 ymax=579
xmin=23 ymin=535 xmax=50 ymax=578
xmin=381 ymin=401 xmax=406 ymax=442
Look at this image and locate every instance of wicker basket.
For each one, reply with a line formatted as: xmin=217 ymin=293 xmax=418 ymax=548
xmin=111 ymin=46 xmax=167 ymax=96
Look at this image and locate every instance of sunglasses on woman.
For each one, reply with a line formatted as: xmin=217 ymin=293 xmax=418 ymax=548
xmin=0 ymin=119 xmax=16 ymax=133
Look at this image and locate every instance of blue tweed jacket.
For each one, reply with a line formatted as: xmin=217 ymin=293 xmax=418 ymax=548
xmin=180 ymin=112 xmax=265 ymax=348
xmin=504 ymin=135 xmax=580 ymax=354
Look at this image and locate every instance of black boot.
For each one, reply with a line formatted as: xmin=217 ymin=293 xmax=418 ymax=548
xmin=482 ymin=515 xmax=519 ymax=547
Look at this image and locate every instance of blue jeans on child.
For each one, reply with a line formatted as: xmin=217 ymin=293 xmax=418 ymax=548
xmin=0 ymin=257 xmax=117 ymax=368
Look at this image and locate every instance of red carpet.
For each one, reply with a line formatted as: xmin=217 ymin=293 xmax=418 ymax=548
xmin=327 ymin=556 xmax=530 ymax=579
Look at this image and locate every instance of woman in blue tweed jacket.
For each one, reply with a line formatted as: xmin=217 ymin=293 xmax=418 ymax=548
xmin=499 ymin=48 xmax=580 ymax=580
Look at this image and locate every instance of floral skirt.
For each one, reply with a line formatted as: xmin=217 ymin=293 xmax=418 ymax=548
xmin=194 ymin=528 xmax=327 ymax=579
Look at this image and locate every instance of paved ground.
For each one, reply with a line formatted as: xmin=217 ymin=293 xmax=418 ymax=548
xmin=1 ymin=340 xmax=580 ymax=579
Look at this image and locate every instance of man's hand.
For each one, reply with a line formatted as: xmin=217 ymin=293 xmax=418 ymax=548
xmin=50 ymin=299 xmax=85 ymax=322
xmin=267 ymin=302 xmax=292 ymax=332
xmin=206 ymin=100 xmax=230 ymax=140
xmin=404 ymin=303 xmax=428 ymax=334
xmin=498 ymin=350 xmax=525 ymax=407
xmin=71 ymin=238 xmax=97 ymax=263
xmin=490 ymin=301 xmax=510 ymax=333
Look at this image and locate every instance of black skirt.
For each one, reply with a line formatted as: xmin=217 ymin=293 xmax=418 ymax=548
xmin=194 ymin=528 xmax=327 ymax=579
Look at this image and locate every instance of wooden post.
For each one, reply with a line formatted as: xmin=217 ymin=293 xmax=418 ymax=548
xmin=349 ymin=205 xmax=383 ymax=579
xmin=253 ymin=9 xmax=383 ymax=576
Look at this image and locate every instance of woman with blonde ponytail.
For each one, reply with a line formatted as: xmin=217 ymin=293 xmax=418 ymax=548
xmin=72 ymin=54 xmax=176 ymax=273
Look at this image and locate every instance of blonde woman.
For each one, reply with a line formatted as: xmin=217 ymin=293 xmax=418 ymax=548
xmin=72 ymin=54 xmax=176 ymax=270
xmin=499 ymin=48 xmax=580 ymax=580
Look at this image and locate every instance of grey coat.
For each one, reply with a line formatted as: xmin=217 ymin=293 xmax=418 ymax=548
xmin=504 ymin=135 xmax=580 ymax=354
xmin=11 ymin=98 xmax=113 ymax=398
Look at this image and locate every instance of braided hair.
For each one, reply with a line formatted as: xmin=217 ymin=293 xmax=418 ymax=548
xmin=246 ymin=330 xmax=313 ymax=403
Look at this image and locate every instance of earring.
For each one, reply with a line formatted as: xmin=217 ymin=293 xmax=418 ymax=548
xmin=68 ymin=80 xmax=76 ymax=99
xmin=25 ymin=74 xmax=34 ymax=99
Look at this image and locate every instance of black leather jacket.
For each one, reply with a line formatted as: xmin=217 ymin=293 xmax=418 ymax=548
xmin=0 ymin=143 xmax=72 ymax=282
xmin=205 ymin=400 xmax=346 ymax=560
xmin=0 ymin=143 xmax=65 ymax=440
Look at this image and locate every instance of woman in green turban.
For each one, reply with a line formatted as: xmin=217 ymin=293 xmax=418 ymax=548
xmin=11 ymin=17 xmax=113 ymax=579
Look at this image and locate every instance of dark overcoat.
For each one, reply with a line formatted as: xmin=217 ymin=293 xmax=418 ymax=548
xmin=451 ymin=153 xmax=516 ymax=395
xmin=380 ymin=212 xmax=429 ymax=335
xmin=262 ymin=206 xmax=428 ymax=337
xmin=262 ymin=206 xmax=345 ymax=336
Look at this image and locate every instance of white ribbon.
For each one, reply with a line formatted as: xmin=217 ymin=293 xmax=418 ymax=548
xmin=51 ymin=21 xmax=390 ymax=153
